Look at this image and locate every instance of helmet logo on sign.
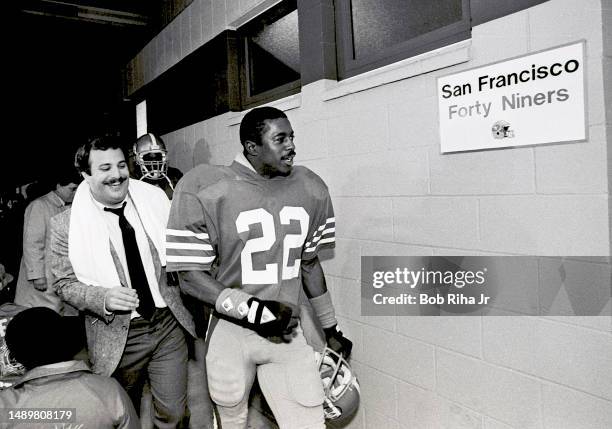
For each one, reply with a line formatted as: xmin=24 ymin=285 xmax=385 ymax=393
xmin=316 ymin=347 xmax=360 ymax=423
xmin=491 ymin=120 xmax=515 ymax=139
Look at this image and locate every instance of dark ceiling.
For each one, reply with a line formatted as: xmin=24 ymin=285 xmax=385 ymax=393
xmin=4 ymin=0 xmax=166 ymax=189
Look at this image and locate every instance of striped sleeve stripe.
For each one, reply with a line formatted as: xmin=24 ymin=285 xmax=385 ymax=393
xmin=304 ymin=217 xmax=335 ymax=253
xmin=166 ymin=229 xmax=209 ymax=240
xmin=166 ymin=255 xmax=216 ymax=264
xmin=166 ymin=242 xmax=214 ymax=251
xmin=307 ymin=228 xmax=336 ymax=245
xmin=305 ymin=218 xmax=336 ymax=247
xmin=304 ymin=236 xmax=335 ymax=253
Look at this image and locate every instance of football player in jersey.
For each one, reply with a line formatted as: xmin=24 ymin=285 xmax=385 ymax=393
xmin=166 ymin=106 xmax=352 ymax=429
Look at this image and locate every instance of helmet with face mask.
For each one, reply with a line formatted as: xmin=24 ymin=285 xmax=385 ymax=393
xmin=316 ymin=347 xmax=360 ymax=423
xmin=133 ymin=133 xmax=169 ymax=181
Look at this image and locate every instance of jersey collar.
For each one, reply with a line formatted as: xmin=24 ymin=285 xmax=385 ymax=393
xmin=234 ymin=152 xmax=257 ymax=173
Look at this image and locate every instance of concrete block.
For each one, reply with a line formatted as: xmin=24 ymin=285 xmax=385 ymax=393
xmin=296 ymin=159 xmax=333 ymax=187
xmin=336 ymin=315 xmax=363 ymax=359
xmin=388 ymin=97 xmax=438 ymax=149
xmin=393 ymin=197 xmax=479 ymax=249
xmin=360 ymin=241 xmax=433 ymax=257
xmin=542 ymin=314 xmax=612 ymax=333
xmin=387 ymin=74 xmax=438 ymax=105
xmin=319 ymin=238 xmax=361 ymax=280
xmin=430 ymin=146 xmax=534 ymax=195
xmin=542 ymin=383 xmax=612 ymax=429
xmin=333 ymin=198 xmax=394 ymax=242
xmin=326 ymin=108 xmax=389 ymax=156
xmin=366 ymin=411 xmax=400 ymax=429
xmin=603 ymin=57 xmax=612 ymax=126
xmin=482 ymin=317 xmax=612 ymax=401
xmin=535 ymin=127 xmax=607 ymax=194
xmin=214 ymin=115 xmax=232 ymax=142
xmin=436 ymin=350 xmax=542 ymax=428
xmin=331 ymin=275 xmax=396 ymax=331
xmin=169 ymin=125 xmax=195 ymax=172
xmin=327 ymin=276 xmax=361 ymax=320
xmin=479 ymin=196 xmax=610 ymax=255
xmin=586 ymin=56 xmax=607 ymax=126
xmin=324 ymin=149 xmax=429 ymax=197
xmin=292 ymin=120 xmax=328 ymax=161
xmin=397 ymin=382 xmax=483 ymax=429
xmin=396 ymin=316 xmax=482 ymax=358
xmin=483 ymin=418 xmax=514 ymax=429
xmin=350 ymin=361 xmax=397 ymax=418
xmin=528 ymin=0 xmax=603 ymax=57
xmin=471 ymin=10 xmax=529 ymax=66
xmin=361 ymin=326 xmax=435 ymax=389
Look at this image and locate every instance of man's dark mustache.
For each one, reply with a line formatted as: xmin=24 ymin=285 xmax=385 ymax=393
xmin=104 ymin=177 xmax=127 ymax=185
xmin=284 ymin=150 xmax=296 ymax=157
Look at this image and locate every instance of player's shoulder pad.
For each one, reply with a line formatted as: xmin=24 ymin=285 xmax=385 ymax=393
xmin=173 ymin=164 xmax=230 ymax=195
xmin=293 ymin=166 xmax=330 ymax=198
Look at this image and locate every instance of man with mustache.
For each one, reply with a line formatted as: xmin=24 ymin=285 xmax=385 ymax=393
xmin=47 ymin=135 xmax=195 ymax=428
xmin=166 ymin=106 xmax=352 ymax=429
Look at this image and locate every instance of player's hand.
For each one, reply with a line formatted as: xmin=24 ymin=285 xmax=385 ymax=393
xmin=324 ymin=325 xmax=353 ymax=359
xmin=33 ymin=278 xmax=47 ymax=291
xmin=104 ymin=287 xmax=139 ymax=312
xmin=244 ymin=298 xmax=297 ymax=339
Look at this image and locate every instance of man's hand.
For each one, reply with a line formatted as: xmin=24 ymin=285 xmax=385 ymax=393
xmin=324 ymin=326 xmax=353 ymax=359
xmin=104 ymin=287 xmax=139 ymax=312
xmin=33 ymin=278 xmax=47 ymax=291
xmin=244 ymin=298 xmax=297 ymax=340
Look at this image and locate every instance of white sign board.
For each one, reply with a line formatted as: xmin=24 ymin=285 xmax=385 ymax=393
xmin=136 ymin=100 xmax=147 ymax=138
xmin=438 ymin=41 xmax=586 ymax=153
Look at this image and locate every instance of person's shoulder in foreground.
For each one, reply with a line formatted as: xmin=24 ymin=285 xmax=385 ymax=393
xmin=1 ymin=307 xmax=139 ymax=429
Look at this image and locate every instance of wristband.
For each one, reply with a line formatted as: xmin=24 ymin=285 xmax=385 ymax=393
xmin=215 ymin=288 xmax=253 ymax=320
xmin=309 ymin=291 xmax=337 ymax=329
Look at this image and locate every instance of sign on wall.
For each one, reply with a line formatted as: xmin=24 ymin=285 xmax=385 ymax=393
xmin=437 ymin=41 xmax=586 ymax=153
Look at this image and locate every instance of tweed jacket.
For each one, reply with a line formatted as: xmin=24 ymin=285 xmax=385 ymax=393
xmin=48 ymin=208 xmax=196 ymax=377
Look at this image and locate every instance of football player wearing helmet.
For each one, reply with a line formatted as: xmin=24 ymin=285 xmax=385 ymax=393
xmin=166 ymin=107 xmax=354 ymax=429
xmin=131 ymin=133 xmax=183 ymax=200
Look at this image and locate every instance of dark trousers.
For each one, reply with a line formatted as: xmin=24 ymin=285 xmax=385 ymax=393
xmin=113 ymin=307 xmax=188 ymax=429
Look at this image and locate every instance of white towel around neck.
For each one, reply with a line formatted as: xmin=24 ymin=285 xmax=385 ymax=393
xmin=68 ymin=179 xmax=170 ymax=288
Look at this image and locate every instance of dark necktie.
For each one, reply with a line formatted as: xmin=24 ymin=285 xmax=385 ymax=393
xmin=104 ymin=203 xmax=155 ymax=320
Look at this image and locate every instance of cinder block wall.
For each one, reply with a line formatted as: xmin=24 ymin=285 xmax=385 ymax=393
xmin=127 ymin=1 xmax=612 ymax=428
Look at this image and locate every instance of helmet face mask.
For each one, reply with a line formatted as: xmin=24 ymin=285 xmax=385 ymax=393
xmin=133 ymin=133 xmax=169 ymax=180
xmin=316 ymin=347 xmax=360 ymax=422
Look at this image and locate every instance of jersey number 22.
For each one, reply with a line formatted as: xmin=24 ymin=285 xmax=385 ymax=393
xmin=236 ymin=206 xmax=309 ymax=285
